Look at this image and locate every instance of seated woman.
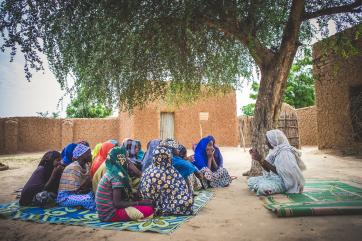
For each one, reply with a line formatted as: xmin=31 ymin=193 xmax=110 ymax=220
xmin=60 ymin=143 xmax=78 ymax=166
xmin=122 ymin=139 xmax=144 ymax=170
xmin=20 ymin=151 xmax=63 ymax=207
xmin=248 ymin=129 xmax=306 ymax=196
xmin=57 ymin=144 xmax=96 ymax=210
xmin=171 ymin=143 xmax=201 ymax=179
xmin=141 ymin=139 xmax=161 ymax=171
xmin=93 ymin=141 xmax=141 ymax=195
xmin=193 ymin=136 xmax=232 ymax=188
xmin=174 ymin=144 xmax=204 ymax=191
xmin=90 ymin=142 xmax=116 ymax=177
xmin=96 ymin=146 xmax=154 ymax=222
xmin=162 ymin=139 xmax=204 ymax=189
xmin=92 ymin=143 xmax=102 ymax=160
xmin=139 ymin=145 xmax=194 ymax=216
xmin=122 ymin=139 xmax=145 ymax=194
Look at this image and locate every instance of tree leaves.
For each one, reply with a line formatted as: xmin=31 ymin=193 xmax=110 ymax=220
xmin=0 ymin=0 xmax=361 ymax=111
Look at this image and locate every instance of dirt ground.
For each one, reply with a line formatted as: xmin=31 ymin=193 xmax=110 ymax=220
xmin=0 ymin=147 xmax=361 ymax=241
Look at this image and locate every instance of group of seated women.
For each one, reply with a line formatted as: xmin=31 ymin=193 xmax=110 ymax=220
xmin=19 ymin=129 xmax=306 ymax=222
xmin=19 ymin=135 xmax=233 ymax=222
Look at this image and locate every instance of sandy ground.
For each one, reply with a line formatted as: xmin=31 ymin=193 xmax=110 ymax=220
xmin=0 ymin=147 xmax=361 ymax=241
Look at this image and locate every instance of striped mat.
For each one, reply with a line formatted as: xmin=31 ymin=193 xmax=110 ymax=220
xmin=0 ymin=190 xmax=213 ymax=234
xmin=264 ymin=180 xmax=362 ymax=217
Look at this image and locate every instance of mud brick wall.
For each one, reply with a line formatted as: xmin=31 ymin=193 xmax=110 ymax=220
xmin=0 ymin=117 xmax=119 ymax=154
xmin=313 ymin=25 xmax=362 ymax=151
xmin=0 ymin=92 xmax=239 ymax=154
xmin=119 ymin=92 xmax=239 ymax=148
xmin=296 ymin=106 xmax=318 ymax=146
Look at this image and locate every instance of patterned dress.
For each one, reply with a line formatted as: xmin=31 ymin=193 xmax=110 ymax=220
xmin=57 ymin=161 xmax=96 ymax=210
xmin=200 ymin=167 xmax=232 ymax=188
xmin=139 ymin=146 xmax=194 ymax=216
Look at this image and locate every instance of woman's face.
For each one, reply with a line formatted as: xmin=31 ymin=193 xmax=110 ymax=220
xmin=265 ymin=137 xmax=273 ymax=149
xmin=53 ymin=157 xmax=61 ymax=167
xmin=134 ymin=145 xmax=140 ymax=154
xmin=206 ymin=145 xmax=214 ymax=156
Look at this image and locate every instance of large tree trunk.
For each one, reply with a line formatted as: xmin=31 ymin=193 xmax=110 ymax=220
xmin=246 ymin=66 xmax=287 ymax=176
xmin=244 ymin=0 xmax=305 ymax=177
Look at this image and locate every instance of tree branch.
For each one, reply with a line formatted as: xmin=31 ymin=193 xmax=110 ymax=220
xmin=200 ymin=14 xmax=274 ymax=68
xmin=302 ymin=0 xmax=362 ymax=20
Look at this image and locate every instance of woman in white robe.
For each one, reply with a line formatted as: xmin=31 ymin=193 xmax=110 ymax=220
xmin=247 ymin=129 xmax=306 ymax=196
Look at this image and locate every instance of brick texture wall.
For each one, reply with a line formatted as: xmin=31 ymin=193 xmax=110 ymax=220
xmin=313 ymin=25 xmax=362 ymax=150
xmin=296 ymin=106 xmax=318 ymax=146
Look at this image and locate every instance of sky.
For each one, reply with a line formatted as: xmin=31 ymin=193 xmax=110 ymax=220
xmin=0 ymin=50 xmax=70 ymax=117
xmin=0 ymin=49 xmax=255 ymax=118
xmin=0 ymin=20 xmax=337 ymax=118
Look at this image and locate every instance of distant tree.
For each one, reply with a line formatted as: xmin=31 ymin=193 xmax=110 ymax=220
xmin=241 ymin=48 xmax=315 ymax=115
xmin=51 ymin=112 xmax=61 ymax=118
xmin=66 ymin=90 xmax=112 ymax=118
xmin=36 ymin=111 xmax=61 ymax=118
xmin=283 ymin=48 xmax=315 ymax=108
xmin=36 ymin=111 xmax=49 ymax=118
xmin=241 ymin=103 xmax=256 ymax=116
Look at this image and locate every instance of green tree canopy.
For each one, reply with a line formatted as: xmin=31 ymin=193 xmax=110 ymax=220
xmin=66 ymin=90 xmax=112 ymax=118
xmin=241 ymin=48 xmax=315 ymax=116
xmin=1 ymin=1 xmax=361 ymax=111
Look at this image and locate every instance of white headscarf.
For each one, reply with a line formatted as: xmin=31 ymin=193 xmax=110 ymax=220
xmin=265 ymin=129 xmax=306 ymax=171
xmin=265 ymin=129 xmax=306 ymax=193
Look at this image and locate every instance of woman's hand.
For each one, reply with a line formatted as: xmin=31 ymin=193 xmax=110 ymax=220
xmin=77 ymin=175 xmax=92 ymax=194
xmin=128 ymin=161 xmax=142 ymax=177
xmin=249 ymin=148 xmax=263 ymax=162
xmin=185 ymin=155 xmax=194 ymax=162
xmin=53 ymin=165 xmax=64 ymax=176
xmin=206 ymin=147 xmax=214 ymax=158
xmin=195 ymin=171 xmax=204 ymax=180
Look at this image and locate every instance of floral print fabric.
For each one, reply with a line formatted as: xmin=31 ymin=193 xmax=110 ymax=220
xmin=138 ymin=146 xmax=194 ymax=216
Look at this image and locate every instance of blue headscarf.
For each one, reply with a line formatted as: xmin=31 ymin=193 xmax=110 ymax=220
xmin=172 ymin=155 xmax=198 ymax=179
xmin=61 ymin=143 xmax=77 ymax=166
xmin=193 ymin=135 xmax=223 ymax=170
xmin=141 ymin=139 xmax=161 ymax=171
xmin=107 ymin=139 xmax=119 ymax=146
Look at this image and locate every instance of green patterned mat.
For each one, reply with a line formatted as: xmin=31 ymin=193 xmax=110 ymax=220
xmin=0 ymin=190 xmax=213 ymax=234
xmin=264 ymin=180 xmax=362 ymax=217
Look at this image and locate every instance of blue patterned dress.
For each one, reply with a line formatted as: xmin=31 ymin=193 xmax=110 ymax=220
xmin=138 ymin=146 xmax=194 ymax=216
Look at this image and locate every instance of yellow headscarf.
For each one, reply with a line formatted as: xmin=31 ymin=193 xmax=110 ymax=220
xmin=92 ymin=143 xmax=102 ymax=161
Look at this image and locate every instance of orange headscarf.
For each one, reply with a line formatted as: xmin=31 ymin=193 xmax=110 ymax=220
xmin=90 ymin=142 xmax=115 ymax=177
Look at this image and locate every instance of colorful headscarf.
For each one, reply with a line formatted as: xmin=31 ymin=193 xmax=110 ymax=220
xmin=107 ymin=139 xmax=119 ymax=145
xmin=61 ymin=143 xmax=77 ymax=166
xmin=152 ymin=145 xmax=173 ymax=168
xmin=122 ymin=139 xmax=142 ymax=164
xmin=141 ymin=139 xmax=161 ymax=171
xmin=90 ymin=142 xmax=115 ymax=177
xmin=193 ymin=135 xmax=223 ymax=170
xmin=92 ymin=143 xmax=102 ymax=160
xmin=78 ymin=140 xmax=90 ymax=147
xmin=160 ymin=138 xmax=179 ymax=150
xmin=105 ymin=146 xmax=130 ymax=188
xmin=72 ymin=144 xmax=90 ymax=160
